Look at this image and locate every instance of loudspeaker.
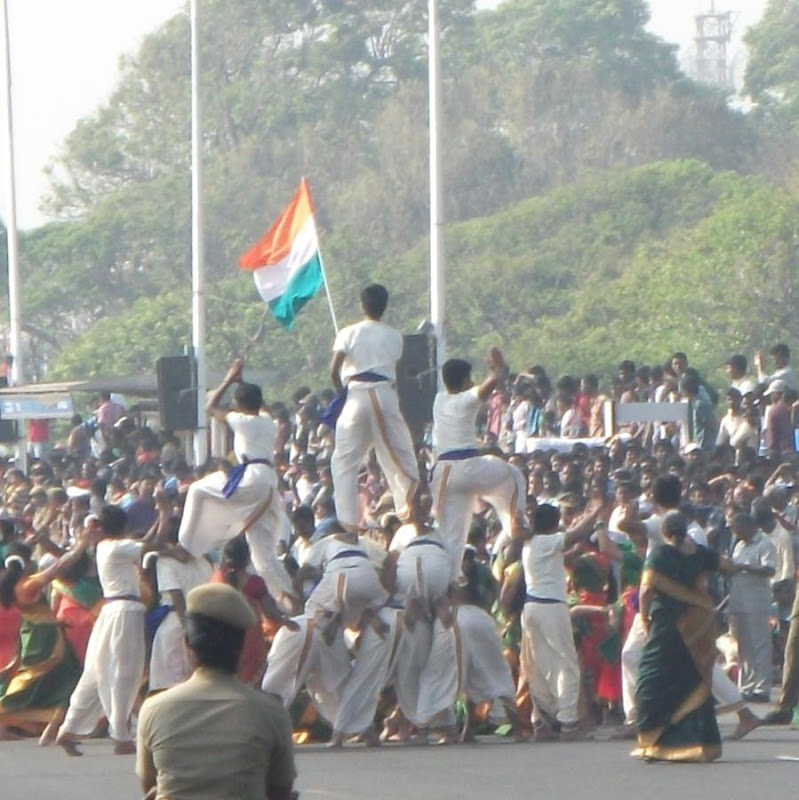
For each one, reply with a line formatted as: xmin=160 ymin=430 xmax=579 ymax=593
xmin=397 ymin=334 xmax=437 ymax=435
xmin=0 ymin=419 xmax=17 ymax=442
xmin=156 ymin=356 xmax=198 ymax=431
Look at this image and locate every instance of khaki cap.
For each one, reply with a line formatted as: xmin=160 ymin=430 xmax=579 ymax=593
xmin=186 ymin=583 xmax=257 ymax=630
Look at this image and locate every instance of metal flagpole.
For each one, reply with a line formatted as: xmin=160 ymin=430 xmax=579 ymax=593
xmin=1 ymin=0 xmax=26 ymax=471
xmin=428 ymin=0 xmax=445 ymax=371
xmin=190 ymin=0 xmax=207 ymax=465
xmin=316 ymin=249 xmax=339 ymax=334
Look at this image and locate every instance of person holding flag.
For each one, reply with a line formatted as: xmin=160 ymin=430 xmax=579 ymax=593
xmin=329 ymin=284 xmax=420 ymax=532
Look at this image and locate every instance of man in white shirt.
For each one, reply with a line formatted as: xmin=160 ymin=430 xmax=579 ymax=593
xmin=726 ymin=354 xmax=757 ymax=396
xmin=431 ymin=348 xmax=526 ymax=580
xmin=329 ymin=285 xmax=419 ymax=532
xmin=756 ymin=343 xmax=798 ymax=392
xmin=517 ymin=503 xmax=592 ymax=740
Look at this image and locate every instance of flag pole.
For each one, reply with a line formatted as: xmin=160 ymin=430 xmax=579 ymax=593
xmin=190 ymin=0 xmax=207 ymax=465
xmin=1 ymin=0 xmax=26 ymax=471
xmin=303 ymin=177 xmax=339 ymax=334
xmin=317 ymin=250 xmax=339 ymax=334
xmin=428 ymin=0 xmax=445 ymax=371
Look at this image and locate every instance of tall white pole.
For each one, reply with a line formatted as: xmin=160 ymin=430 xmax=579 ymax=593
xmin=428 ymin=0 xmax=445 ymax=371
xmin=2 ymin=0 xmax=26 ymax=471
xmin=190 ymin=0 xmax=207 ymax=465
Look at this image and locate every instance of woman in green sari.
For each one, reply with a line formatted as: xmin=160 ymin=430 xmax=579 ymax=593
xmin=634 ymin=510 xmax=723 ymax=763
xmin=0 ymin=533 xmax=96 ymax=742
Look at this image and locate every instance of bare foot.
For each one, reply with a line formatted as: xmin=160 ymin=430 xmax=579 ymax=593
xmin=728 ymin=708 xmax=761 ymax=741
xmin=327 ymin=731 xmax=344 ymax=749
xmin=38 ymin=722 xmax=59 ymax=746
xmin=0 ymin=725 xmax=21 ymax=741
xmin=56 ymin=733 xmax=83 ymax=757
xmin=113 ymin=739 xmax=136 ymax=755
xmin=362 ymin=726 xmax=381 ymax=748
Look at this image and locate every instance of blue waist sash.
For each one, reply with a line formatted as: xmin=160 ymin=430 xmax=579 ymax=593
xmin=223 ymin=457 xmax=273 ymax=499
xmin=329 ymin=549 xmax=369 ymax=562
xmin=438 ymin=448 xmax=481 ymax=461
xmin=349 ymin=370 xmax=389 ymax=383
xmin=525 ymin=594 xmax=564 ymax=605
xmin=405 ymin=537 xmax=446 ymax=551
xmin=145 ymin=605 xmax=172 ymax=641
xmin=320 ymin=372 xmax=391 ymax=430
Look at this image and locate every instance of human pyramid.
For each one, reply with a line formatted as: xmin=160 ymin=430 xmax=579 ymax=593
xmin=1 ymin=282 xmax=793 ymax=769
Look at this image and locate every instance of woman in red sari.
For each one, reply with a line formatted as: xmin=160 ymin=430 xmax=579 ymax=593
xmin=211 ymin=536 xmax=297 ymax=686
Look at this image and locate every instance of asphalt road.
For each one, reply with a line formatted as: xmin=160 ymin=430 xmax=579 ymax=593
xmin=1 ymin=716 xmax=797 ymax=800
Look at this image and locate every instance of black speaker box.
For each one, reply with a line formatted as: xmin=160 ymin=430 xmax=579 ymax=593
xmin=156 ymin=356 xmax=198 ymax=431
xmin=397 ymin=334 xmax=437 ymax=431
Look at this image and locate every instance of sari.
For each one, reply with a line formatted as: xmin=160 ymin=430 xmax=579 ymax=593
xmin=634 ymin=544 xmax=721 ymax=763
xmin=0 ymin=574 xmax=82 ymax=729
xmin=53 ymin=576 xmax=103 ymax=665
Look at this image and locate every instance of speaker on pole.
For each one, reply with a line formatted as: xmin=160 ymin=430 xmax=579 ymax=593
xmin=156 ymin=356 xmax=198 ymax=431
xmin=397 ymin=334 xmax=437 ymax=442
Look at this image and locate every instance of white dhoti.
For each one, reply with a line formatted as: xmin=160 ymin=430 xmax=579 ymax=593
xmin=395 ymin=540 xmax=453 ymax=607
xmin=520 ymin=601 xmax=580 ymax=727
xmin=59 ymin=600 xmax=145 ymax=742
xmin=393 ymin=619 xmax=433 ymax=726
xmin=148 ymin=612 xmax=191 ymax=691
xmin=305 ymin=558 xmax=389 ymax=628
xmin=261 ymin=616 xmax=320 ymax=707
xmin=621 ymin=612 xmax=647 ymax=723
xmin=432 ymin=455 xmax=525 ymax=580
xmin=456 ymin=605 xmax=516 ymax=704
xmin=177 ymin=466 xmax=293 ymax=601
xmin=330 ymin=609 xmax=404 ymax=735
xmin=331 ymin=383 xmax=419 ymax=530
xmin=416 ymin=618 xmax=461 ymax=726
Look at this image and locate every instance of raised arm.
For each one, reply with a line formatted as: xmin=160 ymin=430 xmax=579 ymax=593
xmin=206 ymin=358 xmax=244 ymax=422
xmin=476 ymin=347 xmax=509 ymax=402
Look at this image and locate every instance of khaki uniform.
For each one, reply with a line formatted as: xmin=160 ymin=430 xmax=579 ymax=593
xmin=137 ymin=667 xmax=296 ymax=800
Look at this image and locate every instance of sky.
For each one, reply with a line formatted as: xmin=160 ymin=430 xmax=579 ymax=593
xmin=0 ymin=0 xmax=769 ymax=231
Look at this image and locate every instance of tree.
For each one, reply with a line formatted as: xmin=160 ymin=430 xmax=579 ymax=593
xmin=744 ymin=0 xmax=799 ymax=130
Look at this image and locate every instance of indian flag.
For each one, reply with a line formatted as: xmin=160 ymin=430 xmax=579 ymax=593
xmin=239 ymin=178 xmax=324 ymax=330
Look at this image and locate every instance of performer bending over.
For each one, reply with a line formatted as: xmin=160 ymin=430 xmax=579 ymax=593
xmin=330 ymin=284 xmax=419 ymax=531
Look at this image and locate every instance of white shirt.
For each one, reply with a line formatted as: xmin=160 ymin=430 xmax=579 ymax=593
xmin=763 ymin=522 xmax=795 ymax=584
xmin=758 ymin=365 xmax=797 ymax=391
xmin=433 ymin=387 xmax=480 ymax=454
xmin=156 ymin=554 xmax=212 ymax=605
xmin=522 ymin=531 xmax=568 ymax=602
xmin=96 ymin=538 xmax=144 ymax=598
xmin=333 ymin=320 xmax=403 ymax=383
xmin=731 ymin=377 xmax=757 ymax=395
xmin=226 ymin=411 xmax=276 ymax=463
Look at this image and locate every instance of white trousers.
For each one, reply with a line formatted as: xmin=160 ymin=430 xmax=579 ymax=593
xmin=392 ymin=619 xmax=433 ymax=726
xmin=432 ymin=455 xmax=525 ymax=580
xmin=261 ymin=616 xmax=320 ymax=707
xmin=305 ymin=562 xmax=389 ymax=628
xmin=148 ymin=612 xmax=191 ymax=691
xmin=395 ymin=542 xmax=453 ymax=606
xmin=730 ymin=611 xmax=772 ymax=696
xmin=520 ymin=602 xmax=580 ymax=726
xmin=417 ymin=605 xmax=515 ymax=726
xmin=331 ymin=384 xmax=419 ymax=530
xmin=59 ymin=601 xmax=145 ymax=742
xmin=177 ymin=468 xmax=293 ymax=601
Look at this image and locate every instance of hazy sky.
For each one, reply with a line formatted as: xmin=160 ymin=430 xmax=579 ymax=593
xmin=0 ymin=0 xmax=767 ymax=231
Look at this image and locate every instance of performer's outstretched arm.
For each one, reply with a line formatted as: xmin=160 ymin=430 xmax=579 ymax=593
xmin=206 ymin=357 xmax=244 ymax=422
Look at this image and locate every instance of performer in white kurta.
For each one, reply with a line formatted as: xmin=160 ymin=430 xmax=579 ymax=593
xmin=57 ymin=507 xmax=148 ymax=755
xmin=177 ymin=358 xmax=294 ymax=606
xmin=519 ymin=503 xmax=593 ymax=740
xmin=431 ymin=348 xmax=526 ymax=580
xmin=148 ymin=552 xmax=212 ymax=691
xmin=329 ymin=284 xmax=419 ymax=531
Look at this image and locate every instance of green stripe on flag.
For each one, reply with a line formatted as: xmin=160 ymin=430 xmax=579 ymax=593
xmin=268 ymin=253 xmax=324 ymax=330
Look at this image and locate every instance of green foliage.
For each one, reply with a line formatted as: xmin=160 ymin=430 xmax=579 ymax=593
xmin=744 ymin=0 xmax=799 ymax=130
